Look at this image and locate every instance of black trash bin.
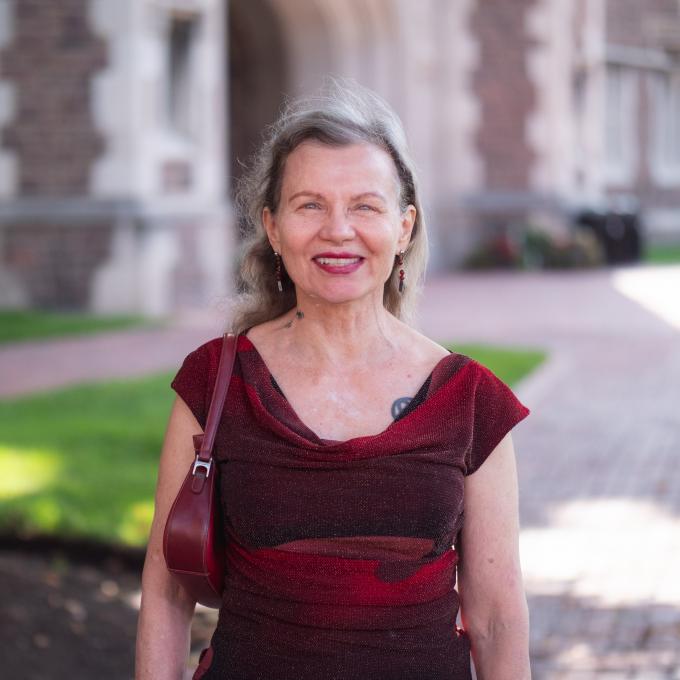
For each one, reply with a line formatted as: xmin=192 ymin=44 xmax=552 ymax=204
xmin=574 ymin=199 xmax=643 ymax=264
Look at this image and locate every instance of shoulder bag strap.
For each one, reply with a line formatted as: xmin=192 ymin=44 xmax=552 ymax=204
xmin=193 ymin=332 xmax=238 ymax=469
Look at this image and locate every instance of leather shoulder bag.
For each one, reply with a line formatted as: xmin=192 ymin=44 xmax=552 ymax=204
xmin=163 ymin=331 xmax=237 ymax=608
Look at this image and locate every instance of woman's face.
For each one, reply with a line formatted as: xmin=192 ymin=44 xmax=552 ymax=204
xmin=263 ymin=141 xmax=416 ymax=308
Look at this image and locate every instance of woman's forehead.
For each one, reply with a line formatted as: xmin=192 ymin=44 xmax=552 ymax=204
xmin=281 ymin=141 xmax=400 ymax=197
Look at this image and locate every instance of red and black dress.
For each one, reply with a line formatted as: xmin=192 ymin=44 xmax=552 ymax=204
xmin=170 ymin=333 xmax=530 ymax=680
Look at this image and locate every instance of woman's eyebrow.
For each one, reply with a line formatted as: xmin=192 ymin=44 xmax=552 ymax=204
xmin=287 ymin=191 xmax=388 ymax=204
xmin=288 ymin=191 xmax=324 ymax=204
xmin=351 ymin=192 xmax=387 ymax=203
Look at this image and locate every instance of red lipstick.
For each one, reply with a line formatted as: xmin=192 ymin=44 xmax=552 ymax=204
xmin=312 ymin=252 xmax=365 ymax=275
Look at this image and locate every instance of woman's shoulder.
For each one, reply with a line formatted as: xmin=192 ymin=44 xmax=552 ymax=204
xmin=184 ymin=334 xmax=228 ymax=359
xmin=170 ymin=335 xmax=227 ymax=430
xmin=176 ymin=332 xmax=252 ymax=378
xmin=394 ymin=320 xmax=453 ymax=366
xmin=241 ymin=311 xmax=295 ymax=341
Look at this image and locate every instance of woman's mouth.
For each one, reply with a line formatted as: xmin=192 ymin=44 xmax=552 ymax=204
xmin=312 ymin=256 xmax=364 ymax=274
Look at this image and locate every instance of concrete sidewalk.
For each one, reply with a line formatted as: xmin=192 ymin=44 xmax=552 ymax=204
xmin=2 ymin=264 xmax=679 ymax=679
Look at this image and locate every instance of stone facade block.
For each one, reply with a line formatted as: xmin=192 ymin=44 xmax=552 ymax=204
xmin=471 ymin=0 xmax=537 ymax=192
xmin=606 ymin=0 xmax=679 ymax=48
xmin=3 ymin=221 xmax=113 ymax=308
xmin=604 ymin=0 xmax=680 ymax=238
xmin=0 ymin=0 xmax=107 ymax=195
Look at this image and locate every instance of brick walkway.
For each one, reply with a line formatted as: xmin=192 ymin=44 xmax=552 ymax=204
xmin=2 ymin=264 xmax=679 ymax=679
xmin=0 ymin=313 xmax=229 ymax=399
xmin=421 ymin=264 xmax=680 ymax=680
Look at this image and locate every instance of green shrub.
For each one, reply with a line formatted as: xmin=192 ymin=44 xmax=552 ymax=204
xmin=462 ymin=233 xmax=522 ymax=269
xmin=522 ymin=227 xmax=604 ymax=269
xmin=463 ymin=225 xmax=605 ymax=270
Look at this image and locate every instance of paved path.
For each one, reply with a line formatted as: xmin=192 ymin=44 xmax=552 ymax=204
xmin=0 ymin=313 xmax=229 ymax=399
xmin=2 ymin=264 xmax=679 ymax=679
xmin=421 ymin=265 xmax=680 ymax=680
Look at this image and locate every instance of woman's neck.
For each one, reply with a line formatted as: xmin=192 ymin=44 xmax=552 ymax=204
xmin=277 ymin=295 xmax=401 ymax=369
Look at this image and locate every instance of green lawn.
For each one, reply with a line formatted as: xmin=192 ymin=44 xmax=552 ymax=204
xmin=643 ymin=244 xmax=680 ymax=265
xmin=450 ymin=343 xmax=546 ymax=386
xmin=0 ymin=373 xmax=175 ymax=547
xmin=0 ymin=308 xmax=166 ymax=345
xmin=0 ymin=344 xmax=546 ymax=549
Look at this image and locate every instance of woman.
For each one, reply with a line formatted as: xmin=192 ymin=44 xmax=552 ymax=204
xmin=136 ymin=81 xmax=531 ymax=680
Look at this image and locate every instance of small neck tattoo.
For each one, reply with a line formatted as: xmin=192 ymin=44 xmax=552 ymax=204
xmin=284 ymin=309 xmax=304 ymax=328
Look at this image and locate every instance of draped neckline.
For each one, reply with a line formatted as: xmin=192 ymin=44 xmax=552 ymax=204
xmin=239 ymin=332 xmax=457 ymax=447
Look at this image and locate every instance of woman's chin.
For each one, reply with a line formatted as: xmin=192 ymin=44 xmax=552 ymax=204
xmin=301 ymin=284 xmax=380 ymax=307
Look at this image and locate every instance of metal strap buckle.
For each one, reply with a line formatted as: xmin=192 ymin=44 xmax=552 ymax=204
xmin=192 ymin=455 xmax=212 ymax=478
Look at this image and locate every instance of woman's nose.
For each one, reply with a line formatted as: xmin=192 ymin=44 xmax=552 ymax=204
xmin=321 ymin=207 xmax=355 ymax=241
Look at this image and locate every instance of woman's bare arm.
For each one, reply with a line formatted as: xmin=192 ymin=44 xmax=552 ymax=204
xmin=135 ymin=395 xmax=203 ymax=680
xmin=457 ymin=432 xmax=531 ymax=680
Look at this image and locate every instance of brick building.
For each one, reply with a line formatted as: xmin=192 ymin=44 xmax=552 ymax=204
xmin=0 ymin=0 xmax=679 ymax=315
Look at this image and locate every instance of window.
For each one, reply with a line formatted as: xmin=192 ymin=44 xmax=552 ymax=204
xmin=649 ymin=69 xmax=680 ymax=182
xmin=604 ymin=64 xmax=638 ymax=184
xmin=167 ymin=14 xmax=196 ymax=137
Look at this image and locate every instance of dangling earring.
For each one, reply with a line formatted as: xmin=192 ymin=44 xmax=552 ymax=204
xmin=396 ymin=250 xmax=405 ymax=293
xmin=273 ymin=251 xmax=283 ymax=292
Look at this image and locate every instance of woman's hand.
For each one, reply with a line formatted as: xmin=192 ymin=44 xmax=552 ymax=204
xmin=457 ymin=432 xmax=531 ymax=680
xmin=135 ymin=396 xmax=202 ymax=680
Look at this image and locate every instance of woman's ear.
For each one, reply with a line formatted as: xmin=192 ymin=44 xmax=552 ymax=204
xmin=263 ymin=207 xmax=280 ymax=252
xmin=398 ymin=205 xmax=416 ymax=250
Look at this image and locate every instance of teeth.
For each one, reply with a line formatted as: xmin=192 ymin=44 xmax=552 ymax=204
xmin=315 ymin=257 xmax=361 ymax=266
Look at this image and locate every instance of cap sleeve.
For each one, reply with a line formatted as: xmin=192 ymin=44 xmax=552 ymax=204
xmin=170 ymin=338 xmax=221 ymax=430
xmin=465 ymin=360 xmax=531 ymax=476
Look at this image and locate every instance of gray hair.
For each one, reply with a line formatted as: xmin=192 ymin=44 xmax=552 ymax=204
xmin=229 ymin=78 xmax=429 ymax=334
